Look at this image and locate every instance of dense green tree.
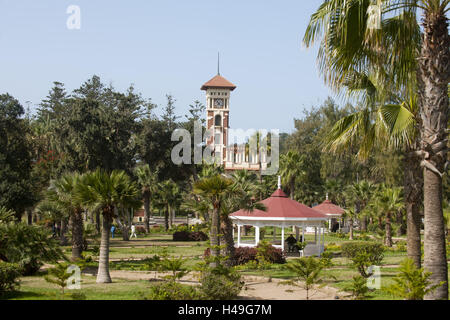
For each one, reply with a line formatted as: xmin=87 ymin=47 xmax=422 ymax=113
xmin=0 ymin=94 xmax=34 ymax=220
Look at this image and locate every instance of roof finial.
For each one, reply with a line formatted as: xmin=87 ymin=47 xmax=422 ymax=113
xmin=326 ymin=192 xmax=329 ymax=201
xmin=217 ymin=52 xmax=220 ymax=76
xmin=278 ymin=176 xmax=281 ymax=189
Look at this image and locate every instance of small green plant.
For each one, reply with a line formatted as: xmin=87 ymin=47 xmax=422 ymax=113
xmin=319 ymin=251 xmax=333 ymax=268
xmin=384 ymin=258 xmax=445 ymax=300
xmin=341 ymin=242 xmax=384 ymax=278
xmin=280 ymin=257 xmax=330 ymax=300
xmin=0 ymin=262 xmax=21 ymax=295
xmin=344 ymin=276 xmax=370 ymax=300
xmin=144 ymin=281 xmax=202 ymax=300
xmin=199 ymin=263 xmax=244 ymax=300
xmin=143 ymin=255 xmax=162 ymax=280
xmin=44 ymin=263 xmax=72 ymax=295
xmin=158 ymin=256 xmax=189 ymax=282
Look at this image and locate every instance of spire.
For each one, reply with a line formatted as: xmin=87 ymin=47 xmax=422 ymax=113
xmin=217 ymin=52 xmax=220 ymax=75
xmin=326 ymin=192 xmax=329 ymax=201
xmin=278 ymin=176 xmax=281 ymax=189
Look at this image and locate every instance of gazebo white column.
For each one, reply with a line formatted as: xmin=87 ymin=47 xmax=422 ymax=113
xmin=281 ymin=226 xmax=285 ymax=251
xmin=237 ymin=225 xmax=241 ymax=247
xmin=255 ymin=226 xmax=260 ymax=245
xmin=295 ymin=226 xmax=300 ymax=241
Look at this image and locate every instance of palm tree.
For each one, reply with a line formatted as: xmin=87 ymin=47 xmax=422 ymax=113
xmin=134 ymin=164 xmax=159 ymax=233
xmin=304 ymin=0 xmax=449 ymax=299
xmin=344 ymin=208 xmax=357 ymax=240
xmin=193 ymin=174 xmax=233 ymax=267
xmin=76 ymin=169 xmax=141 ymax=283
xmin=371 ymin=186 xmax=404 ymax=247
xmin=159 ymin=180 xmax=181 ymax=231
xmin=346 ymin=180 xmax=376 ymax=232
xmin=46 ymin=173 xmax=84 ymax=261
xmin=279 ymin=151 xmax=305 ymax=200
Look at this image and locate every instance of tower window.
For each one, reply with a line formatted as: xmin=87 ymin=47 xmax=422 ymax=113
xmin=215 ymin=114 xmax=222 ymax=126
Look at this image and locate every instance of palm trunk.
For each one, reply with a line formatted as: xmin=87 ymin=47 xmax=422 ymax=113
xmin=27 ymin=209 xmax=32 ymax=225
xmin=385 ymin=213 xmax=392 ymax=247
xmin=221 ymin=216 xmax=235 ymax=266
xmin=396 ymin=211 xmax=406 ymax=237
xmin=349 ymin=218 xmax=354 ymax=240
xmin=95 ymin=211 xmax=101 ymax=234
xmin=209 ymin=200 xmax=221 ymax=267
xmin=419 ymin=10 xmax=449 ymax=300
xmin=97 ymin=210 xmax=112 ymax=283
xmin=290 ymin=180 xmax=295 ymax=200
xmin=404 ymin=151 xmax=423 ymax=268
xmin=60 ymin=218 xmax=68 ymax=246
xmin=71 ymin=208 xmax=84 ymax=261
xmin=164 ymin=205 xmax=169 ymax=231
xmin=143 ymin=192 xmax=150 ymax=233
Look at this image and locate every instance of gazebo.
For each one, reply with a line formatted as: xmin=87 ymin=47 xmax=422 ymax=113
xmin=229 ymin=179 xmax=329 ymax=257
xmin=313 ymin=196 xmax=345 ymax=232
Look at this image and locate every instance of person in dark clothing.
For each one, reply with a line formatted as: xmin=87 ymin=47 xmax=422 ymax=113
xmin=285 ymin=234 xmax=297 ymax=252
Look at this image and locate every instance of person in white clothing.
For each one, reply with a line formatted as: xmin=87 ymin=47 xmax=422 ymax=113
xmin=130 ymin=224 xmax=137 ymax=239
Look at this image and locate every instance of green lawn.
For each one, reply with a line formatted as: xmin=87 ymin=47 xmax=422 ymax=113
xmin=5 ymin=232 xmax=449 ymax=300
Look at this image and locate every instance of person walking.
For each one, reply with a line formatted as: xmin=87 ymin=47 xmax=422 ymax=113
xmin=111 ymin=225 xmax=116 ymax=239
xmin=130 ymin=224 xmax=137 ymax=239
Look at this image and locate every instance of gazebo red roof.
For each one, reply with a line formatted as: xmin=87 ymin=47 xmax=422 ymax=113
xmin=201 ymin=75 xmax=237 ymax=91
xmin=230 ymin=189 xmax=328 ymax=219
xmin=313 ymin=200 xmax=345 ymax=216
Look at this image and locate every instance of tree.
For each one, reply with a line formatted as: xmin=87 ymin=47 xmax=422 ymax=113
xmin=0 ymin=94 xmax=34 ymax=220
xmin=304 ymin=0 xmax=449 ymax=299
xmin=279 ymin=151 xmax=305 ymax=200
xmin=193 ymin=175 xmax=233 ymax=267
xmin=45 ymin=173 xmax=85 ymax=261
xmin=345 ymin=181 xmax=376 ymax=232
xmin=281 ymin=257 xmax=328 ymax=300
xmin=370 ymin=186 xmax=404 ymax=247
xmin=159 ymin=180 xmax=181 ymax=231
xmin=75 ymin=169 xmax=141 ymax=283
xmin=135 ymin=164 xmax=159 ymax=233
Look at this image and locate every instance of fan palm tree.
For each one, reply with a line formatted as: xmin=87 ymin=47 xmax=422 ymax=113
xmin=134 ymin=164 xmax=159 ymax=233
xmin=346 ymin=180 xmax=376 ymax=232
xmin=304 ymin=0 xmax=449 ymax=299
xmin=279 ymin=151 xmax=306 ymax=200
xmin=75 ymin=169 xmax=141 ymax=283
xmin=158 ymin=180 xmax=182 ymax=231
xmin=370 ymin=186 xmax=405 ymax=247
xmin=193 ymin=174 xmax=233 ymax=267
xmin=46 ymin=173 xmax=84 ymax=261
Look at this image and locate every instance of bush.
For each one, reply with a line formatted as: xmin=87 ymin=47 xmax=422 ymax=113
xmin=232 ymin=247 xmax=258 ymax=265
xmin=199 ymin=265 xmax=244 ymax=300
xmin=384 ymin=258 xmax=445 ymax=300
xmin=0 ymin=223 xmax=64 ymax=275
xmin=173 ymin=231 xmax=208 ymax=242
xmin=0 ymin=262 xmax=21 ymax=295
xmin=144 ymin=281 xmax=203 ymax=300
xmin=344 ymin=276 xmax=370 ymax=300
xmin=341 ymin=242 xmax=384 ymax=278
xmin=256 ymin=241 xmax=286 ymax=264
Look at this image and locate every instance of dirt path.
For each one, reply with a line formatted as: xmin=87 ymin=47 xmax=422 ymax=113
xmin=99 ymin=270 xmax=346 ymax=300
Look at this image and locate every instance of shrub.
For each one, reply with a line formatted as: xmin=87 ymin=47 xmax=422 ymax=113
xmin=136 ymin=226 xmax=146 ymax=234
xmin=344 ymin=276 xmax=370 ymax=300
xmin=173 ymin=231 xmax=208 ymax=242
xmin=0 ymin=262 xmax=21 ymax=295
xmin=341 ymin=242 xmax=384 ymax=278
xmin=44 ymin=263 xmax=72 ymax=294
xmin=199 ymin=264 xmax=244 ymax=300
xmin=232 ymin=247 xmax=258 ymax=265
xmin=384 ymin=258 xmax=445 ymax=300
xmin=144 ymin=281 xmax=202 ymax=300
xmin=0 ymin=223 xmax=64 ymax=275
xmin=256 ymin=241 xmax=286 ymax=264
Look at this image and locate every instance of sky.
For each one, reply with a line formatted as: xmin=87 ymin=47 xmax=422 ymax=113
xmin=0 ymin=0 xmax=336 ymax=133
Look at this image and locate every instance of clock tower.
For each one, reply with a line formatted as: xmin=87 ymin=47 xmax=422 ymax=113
xmin=201 ymin=72 xmax=236 ymax=165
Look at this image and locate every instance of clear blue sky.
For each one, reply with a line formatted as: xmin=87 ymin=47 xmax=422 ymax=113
xmin=0 ymin=0 xmax=335 ymax=133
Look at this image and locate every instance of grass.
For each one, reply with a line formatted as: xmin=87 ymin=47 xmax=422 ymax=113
xmin=5 ymin=232 xmax=449 ymax=300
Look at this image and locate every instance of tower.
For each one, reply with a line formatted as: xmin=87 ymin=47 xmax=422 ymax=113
xmin=201 ymin=72 xmax=236 ymax=165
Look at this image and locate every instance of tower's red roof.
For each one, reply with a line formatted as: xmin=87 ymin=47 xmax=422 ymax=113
xmin=230 ymin=189 xmax=327 ymax=219
xmin=313 ymin=200 xmax=345 ymax=215
xmin=201 ymin=75 xmax=236 ymax=91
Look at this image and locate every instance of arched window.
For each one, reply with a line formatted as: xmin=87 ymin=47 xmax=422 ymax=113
xmin=215 ymin=114 xmax=222 ymax=126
